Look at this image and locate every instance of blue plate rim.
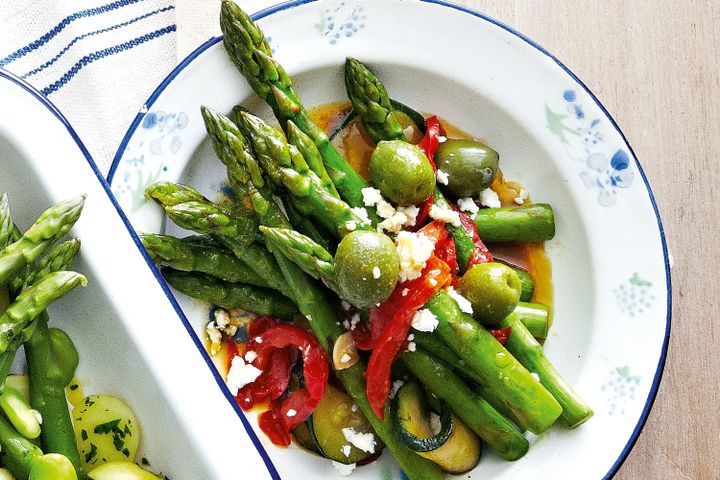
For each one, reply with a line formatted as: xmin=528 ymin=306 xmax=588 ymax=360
xmin=106 ymin=1 xmax=673 ymax=479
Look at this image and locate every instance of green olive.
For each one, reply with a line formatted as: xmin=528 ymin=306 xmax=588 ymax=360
xmin=458 ymin=262 xmax=521 ymax=324
xmin=435 ymin=139 xmax=499 ymax=197
xmin=335 ymin=231 xmax=399 ymax=308
xmin=369 ymin=140 xmax=435 ymax=205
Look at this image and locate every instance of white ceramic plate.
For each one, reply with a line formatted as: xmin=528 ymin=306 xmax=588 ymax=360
xmin=0 ymin=69 xmax=276 ymax=479
xmin=108 ymin=1 xmax=671 ymax=479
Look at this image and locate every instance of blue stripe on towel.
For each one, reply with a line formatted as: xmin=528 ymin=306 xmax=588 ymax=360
xmin=42 ymin=25 xmax=176 ymax=95
xmin=23 ymin=5 xmax=175 ymax=79
xmin=0 ymin=0 xmax=144 ymax=67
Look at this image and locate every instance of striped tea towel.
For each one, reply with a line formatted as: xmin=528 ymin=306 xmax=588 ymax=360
xmin=0 ymin=0 xmax=176 ymax=172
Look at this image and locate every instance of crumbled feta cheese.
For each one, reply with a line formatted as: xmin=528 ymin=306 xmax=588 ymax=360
xmin=378 ymin=211 xmax=407 ymax=234
xmin=402 ymin=288 xmax=409 ymax=297
xmin=372 ymin=266 xmax=381 ymax=279
xmin=345 ymin=221 xmax=357 ymax=231
xmin=350 ymin=207 xmax=371 ymax=225
xmin=350 ymin=313 xmax=361 ymax=330
xmin=407 ymin=333 xmax=415 ymax=341
xmin=361 ymin=187 xmax=384 ymax=207
xmin=406 ymin=342 xmax=417 ymax=352
xmin=398 ymin=205 xmax=419 ymax=227
xmin=332 ymin=461 xmax=356 ymax=476
xmin=429 ymin=278 xmax=438 ymax=286
xmin=226 ymin=356 xmax=262 ymax=395
xmin=341 ymin=444 xmax=352 ymax=457
xmin=436 ymin=169 xmax=449 ymax=185
xmin=430 ymin=413 xmax=442 ymax=435
xmin=438 ymin=135 xmax=447 ymax=143
xmin=341 ymin=353 xmax=352 ymax=364
xmin=411 ymin=308 xmax=439 ymax=332
xmin=479 ymin=188 xmax=502 ymax=208
xmin=342 ymin=428 xmax=376 ymax=453
xmin=396 ymin=231 xmax=435 ymax=281
xmin=447 ymin=287 xmax=474 ymax=314
xmin=514 ymin=189 xmax=528 ymax=205
xmin=457 ymin=197 xmax=480 ymax=215
xmin=254 ymin=336 xmax=263 ymax=344
xmin=244 ymin=350 xmax=257 ymax=363
xmin=214 ymin=309 xmax=230 ymax=328
xmin=341 ymin=300 xmax=351 ymax=311
xmin=376 ymin=200 xmax=396 ymax=219
xmin=531 ymin=372 xmax=541 ymax=382
xmin=286 ymin=409 xmax=297 ymax=417
xmin=390 ymin=379 xmax=405 ymax=399
xmin=351 ymin=403 xmax=358 ymax=412
xmin=429 ymin=204 xmax=461 ymax=226
xmin=206 ymin=321 xmax=222 ymax=353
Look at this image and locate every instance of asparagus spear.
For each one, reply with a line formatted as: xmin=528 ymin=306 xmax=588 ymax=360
xmin=24 ymin=239 xmax=81 ymax=289
xmin=235 ymin=111 xmax=369 ymax=238
xmin=0 ymin=193 xmax=13 ymax=248
xmin=0 ymin=272 xmax=86 ymax=354
xmin=499 ymin=313 xmax=593 ymax=428
xmin=219 ymin=1 xmax=376 ymax=219
xmin=259 ymin=227 xmax=336 ymax=283
xmin=0 ymin=412 xmax=43 ymax=478
xmin=200 ymin=111 xmax=443 ymax=480
xmin=344 ymin=58 xmax=405 ymax=143
xmin=0 ymin=196 xmax=84 ymax=287
xmin=514 ymin=302 xmax=549 ymax=340
xmin=400 ymin=348 xmax=528 ymax=461
xmin=163 ymin=270 xmax=297 ymax=320
xmin=427 ymin=290 xmax=562 ymax=434
xmin=141 ymin=233 xmax=270 ymax=287
xmin=474 ymin=204 xmax=555 ymax=242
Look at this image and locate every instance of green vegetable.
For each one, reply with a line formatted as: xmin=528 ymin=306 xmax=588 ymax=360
xmin=0 ymin=384 xmax=42 ymax=439
xmin=0 ymin=412 xmax=43 ymax=479
xmin=344 ymin=58 xmax=405 ymax=143
xmin=435 ymin=139 xmax=499 ymax=197
xmin=514 ymin=302 xmax=549 ymax=340
xmin=474 ymin=204 xmax=555 ymax=243
xmin=220 ymin=1 xmax=376 ymax=222
xmin=291 ymin=422 xmax=320 ymax=454
xmin=73 ymin=395 xmax=141 ymax=471
xmin=389 ymin=99 xmax=426 ymax=135
xmin=23 ymin=239 xmax=81 ymax=290
xmin=334 ymin=231 xmax=399 ymax=308
xmin=427 ymin=289 xmax=562 ymax=434
xmin=393 ymin=380 xmax=481 ymax=473
xmin=0 ymin=196 xmax=84 ymax=287
xmin=308 ymin=384 xmax=381 ymax=464
xmin=499 ymin=314 xmax=593 ymax=428
xmin=29 ymin=454 xmax=78 ymax=480
xmin=48 ymin=328 xmax=80 ymax=387
xmin=0 ymin=193 xmax=14 ymax=249
xmin=259 ymin=227 xmax=337 ymax=284
xmin=458 ymin=262 xmax=522 ymax=324
xmin=5 ymin=374 xmax=30 ymax=401
xmin=163 ymin=270 xmax=297 ymax=320
xmin=88 ymin=462 xmax=161 ymax=480
xmin=140 ymin=233 xmax=270 ymax=287
xmin=400 ymin=349 xmax=528 ymax=460
xmin=0 ymin=468 xmax=15 ymax=480
xmin=26 ymin=315 xmax=82 ymax=475
xmin=394 ymin=381 xmax=453 ymax=453
xmin=369 ymin=140 xmax=435 ymax=205
xmin=513 ymin=267 xmax=535 ymax=302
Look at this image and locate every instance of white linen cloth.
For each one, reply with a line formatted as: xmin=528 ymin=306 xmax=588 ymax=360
xmin=0 ymin=0 xmax=283 ymax=172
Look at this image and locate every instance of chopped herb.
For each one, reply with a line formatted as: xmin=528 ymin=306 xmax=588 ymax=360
xmin=69 ymin=384 xmax=79 ymax=391
xmin=141 ymin=457 xmax=150 ymax=466
xmin=94 ymin=419 xmax=121 ymax=434
xmin=122 ymin=447 xmax=130 ymax=457
xmin=85 ymin=443 xmax=98 ymax=463
xmin=81 ymin=429 xmax=88 ymax=441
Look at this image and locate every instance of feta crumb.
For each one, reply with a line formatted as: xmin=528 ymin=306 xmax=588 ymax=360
xmin=447 ymin=287 xmax=474 ymax=314
xmin=286 ymin=409 xmax=297 ymax=417
xmin=390 ymin=379 xmax=405 ymax=399
xmin=254 ymin=336 xmax=263 ymax=344
xmin=457 ymin=197 xmax=480 ymax=214
xmin=244 ymin=350 xmax=257 ymax=363
xmin=430 ymin=413 xmax=442 ymax=435
xmin=376 ymin=200 xmax=396 ymax=219
xmin=429 ymin=278 xmax=438 ymax=286
xmin=332 ymin=461 xmax=356 ymax=476
xmin=479 ymin=188 xmax=501 ymax=208
xmin=429 ymin=204 xmax=461 ymax=226
xmin=411 ymin=308 xmax=439 ymax=332
xmin=341 ymin=444 xmax=352 ymax=457
xmin=378 ymin=211 xmax=407 ymax=234
xmin=402 ymin=288 xmax=409 ymax=297
xmin=438 ymin=135 xmax=447 ymax=143
xmin=436 ymin=169 xmax=449 ymax=185
xmin=514 ymin=189 xmax=528 ymax=205
xmin=226 ymin=356 xmax=262 ymax=395
xmin=398 ymin=205 xmax=419 ymax=227
xmin=341 ymin=300 xmax=351 ymax=311
xmin=342 ymin=428 xmax=377 ymax=453
xmin=346 ymin=221 xmax=357 ymax=232
xmin=406 ymin=342 xmax=417 ymax=352
xmin=372 ymin=266 xmax=381 ymax=279
xmin=206 ymin=322 xmax=222 ymax=353
xmin=350 ymin=313 xmax=361 ymax=330
xmin=361 ymin=187 xmax=384 ymax=207
xmin=531 ymin=372 xmax=541 ymax=382
xmin=214 ymin=309 xmax=231 ymax=328
xmin=351 ymin=403 xmax=358 ymax=412
xmin=407 ymin=333 xmax=415 ymax=341
xmin=341 ymin=353 xmax=352 ymax=364
xmin=396 ymin=231 xmax=435 ymax=281
xmin=350 ymin=207 xmax=371 ymax=225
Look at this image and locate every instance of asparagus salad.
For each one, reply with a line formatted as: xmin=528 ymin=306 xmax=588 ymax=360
xmin=0 ymin=194 xmax=163 ymax=480
xmin=143 ymin=2 xmax=593 ymax=477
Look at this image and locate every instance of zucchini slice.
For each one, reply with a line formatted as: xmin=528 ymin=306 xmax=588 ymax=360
xmin=292 ymin=421 xmax=320 ymax=454
xmin=394 ymin=381 xmax=482 ymax=474
xmin=308 ymin=384 xmax=382 ymax=464
xmin=396 ymin=384 xmax=453 ymax=452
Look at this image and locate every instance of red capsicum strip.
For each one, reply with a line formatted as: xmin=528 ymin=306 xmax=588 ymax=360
xmin=365 ymin=255 xmax=451 ymax=419
xmin=414 ymin=116 xmax=445 ymax=229
xmin=457 ymin=208 xmax=493 ymax=268
xmin=488 ymin=326 xmax=512 ymax=345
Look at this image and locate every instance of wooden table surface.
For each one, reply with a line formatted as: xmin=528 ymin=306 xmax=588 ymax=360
xmin=450 ymin=2 xmax=717 ymax=477
xmin=181 ymin=1 xmax=718 ymax=477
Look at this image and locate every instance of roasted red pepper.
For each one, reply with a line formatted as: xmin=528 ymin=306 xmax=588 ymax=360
xmin=457 ymin=208 xmax=493 ymax=268
xmin=488 ymin=326 xmax=512 ymax=345
xmin=418 ymin=116 xmax=443 ymax=170
xmin=365 ymin=256 xmax=451 ymax=418
xmin=434 ymin=233 xmax=458 ymax=275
